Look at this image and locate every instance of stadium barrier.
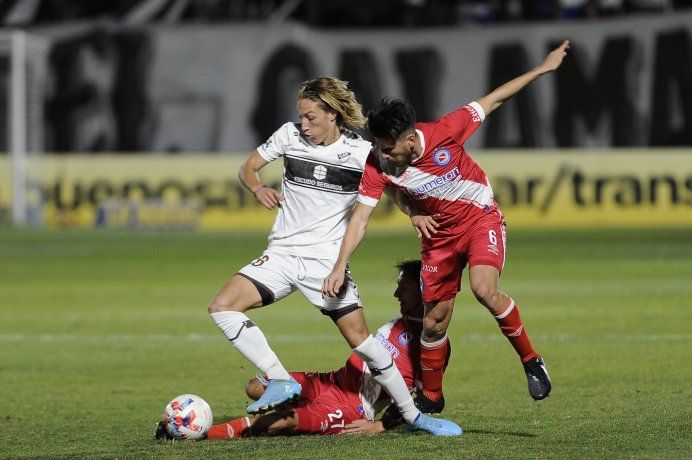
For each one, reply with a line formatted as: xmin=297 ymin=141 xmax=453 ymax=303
xmin=94 ymin=198 xmax=202 ymax=231
xmin=0 ymin=151 xmax=690 ymax=229
xmin=24 ymin=11 xmax=692 ymax=153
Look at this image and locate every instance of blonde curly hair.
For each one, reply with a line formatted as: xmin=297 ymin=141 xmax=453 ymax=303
xmin=297 ymin=77 xmax=367 ymax=129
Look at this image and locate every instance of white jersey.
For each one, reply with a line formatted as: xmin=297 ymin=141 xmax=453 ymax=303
xmin=257 ymin=122 xmax=372 ymax=259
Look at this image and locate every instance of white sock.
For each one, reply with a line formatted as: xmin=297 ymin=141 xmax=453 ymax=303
xmin=354 ymin=335 xmax=420 ymax=424
xmin=210 ymin=311 xmax=290 ymax=380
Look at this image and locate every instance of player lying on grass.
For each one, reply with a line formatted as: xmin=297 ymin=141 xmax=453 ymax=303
xmin=157 ymin=260 xmax=450 ymax=439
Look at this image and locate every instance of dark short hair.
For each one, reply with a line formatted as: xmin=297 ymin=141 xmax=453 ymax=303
xmin=395 ymin=259 xmax=422 ymax=283
xmin=367 ymin=97 xmax=416 ymax=141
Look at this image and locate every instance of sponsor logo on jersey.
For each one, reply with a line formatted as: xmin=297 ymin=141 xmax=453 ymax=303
xmin=433 ymin=148 xmax=451 ymax=166
xmin=294 ymin=176 xmax=344 ymax=191
xmin=422 ymin=264 xmax=438 ymax=273
xmin=487 ymin=244 xmax=499 ymax=255
xmin=285 ymin=155 xmax=360 ymax=194
xmin=410 ymin=167 xmax=460 ymax=197
xmin=375 ymin=332 xmax=400 ymax=359
xmin=313 ymin=164 xmax=328 ymax=180
xmin=337 ymin=151 xmax=351 ymax=163
xmin=398 ymin=331 xmax=413 ymax=346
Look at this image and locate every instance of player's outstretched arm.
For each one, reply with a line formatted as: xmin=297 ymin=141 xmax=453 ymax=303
xmin=476 ymin=40 xmax=570 ymax=117
xmin=238 ymin=150 xmax=285 ymax=210
xmin=322 ymin=202 xmax=375 ymax=298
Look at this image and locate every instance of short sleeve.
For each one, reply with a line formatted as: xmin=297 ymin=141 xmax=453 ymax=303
xmin=257 ymin=122 xmax=294 ymax=162
xmin=438 ymin=101 xmax=485 ymax=146
xmin=356 ymin=154 xmax=388 ymax=207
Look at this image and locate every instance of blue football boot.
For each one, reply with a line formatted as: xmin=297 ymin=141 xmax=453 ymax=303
xmin=410 ymin=412 xmax=462 ymax=436
xmin=247 ymin=376 xmax=302 ymax=415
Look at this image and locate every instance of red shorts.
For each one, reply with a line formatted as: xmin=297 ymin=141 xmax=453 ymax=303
xmin=420 ymin=209 xmax=507 ymax=303
xmin=289 ymin=370 xmax=365 ymax=435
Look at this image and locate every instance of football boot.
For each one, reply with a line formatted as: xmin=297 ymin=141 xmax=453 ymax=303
xmin=247 ymin=376 xmax=302 ymax=414
xmin=409 ymin=413 xmax=462 ymax=437
xmin=523 ymin=357 xmax=552 ymax=400
xmin=414 ymin=391 xmax=445 ymax=414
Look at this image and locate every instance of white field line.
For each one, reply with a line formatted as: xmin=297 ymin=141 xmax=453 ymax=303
xmin=0 ymin=333 xmax=690 ymax=343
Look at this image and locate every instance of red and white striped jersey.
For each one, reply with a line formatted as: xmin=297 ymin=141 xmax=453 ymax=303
xmin=357 ymin=102 xmax=497 ymax=230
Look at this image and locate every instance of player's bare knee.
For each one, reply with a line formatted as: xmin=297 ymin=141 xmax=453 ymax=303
xmin=245 ymin=378 xmax=265 ymax=400
xmin=208 ymin=295 xmax=249 ymax=314
xmin=208 ymin=276 xmax=263 ymax=314
xmin=208 ymin=298 xmax=226 ymax=313
xmin=423 ymin=317 xmax=447 ymax=340
xmin=207 ymin=300 xmax=220 ymax=314
xmin=471 ymin=282 xmax=495 ymax=307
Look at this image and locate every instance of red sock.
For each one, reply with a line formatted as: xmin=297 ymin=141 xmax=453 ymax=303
xmin=206 ymin=416 xmax=252 ymax=439
xmin=495 ymin=299 xmax=540 ymax=363
xmin=420 ymin=335 xmax=450 ymax=402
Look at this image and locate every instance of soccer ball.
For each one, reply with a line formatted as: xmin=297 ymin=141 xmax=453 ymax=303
xmin=163 ymin=394 xmax=213 ymax=440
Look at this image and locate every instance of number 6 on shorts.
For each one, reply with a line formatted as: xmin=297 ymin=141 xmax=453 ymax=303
xmin=488 ymin=230 xmax=497 ymax=245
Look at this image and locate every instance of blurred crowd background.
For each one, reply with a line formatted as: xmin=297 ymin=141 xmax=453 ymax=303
xmin=1 ymin=0 xmax=691 ymax=27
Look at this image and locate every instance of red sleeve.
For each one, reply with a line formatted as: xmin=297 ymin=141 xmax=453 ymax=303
xmin=438 ymin=101 xmax=485 ymax=146
xmin=356 ymin=152 xmax=388 ymax=207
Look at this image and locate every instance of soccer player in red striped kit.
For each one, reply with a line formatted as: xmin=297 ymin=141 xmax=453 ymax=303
xmin=324 ymin=40 xmax=570 ymax=411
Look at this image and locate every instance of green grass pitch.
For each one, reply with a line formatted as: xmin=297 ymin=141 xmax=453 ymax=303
xmin=1 ymin=227 xmax=690 ymax=458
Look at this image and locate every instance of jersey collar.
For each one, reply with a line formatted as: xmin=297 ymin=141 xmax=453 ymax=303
xmin=303 ymin=131 xmax=345 ymax=149
xmin=411 ymin=129 xmax=426 ymax=164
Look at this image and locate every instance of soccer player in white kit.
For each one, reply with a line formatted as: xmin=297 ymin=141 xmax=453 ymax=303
xmin=208 ymin=77 xmax=460 ymax=436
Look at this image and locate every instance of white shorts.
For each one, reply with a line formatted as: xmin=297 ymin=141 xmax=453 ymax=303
xmin=238 ymin=249 xmax=362 ymax=314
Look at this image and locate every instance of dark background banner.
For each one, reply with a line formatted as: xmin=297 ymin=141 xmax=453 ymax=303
xmin=19 ymin=11 xmax=692 ymax=153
